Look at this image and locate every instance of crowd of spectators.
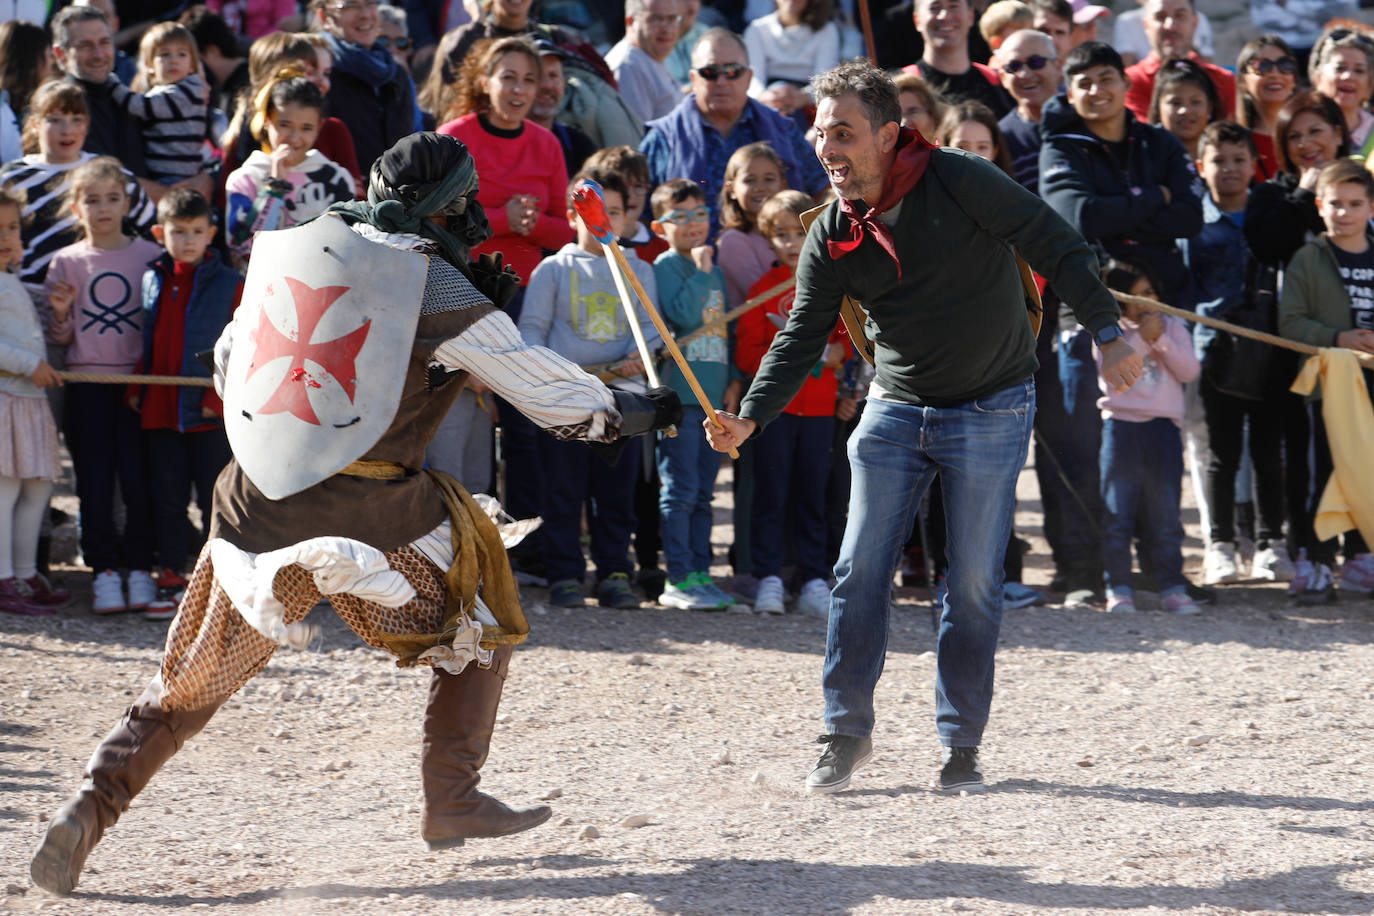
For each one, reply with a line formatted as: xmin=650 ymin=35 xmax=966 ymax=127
xmin=0 ymin=0 xmax=1372 ymax=619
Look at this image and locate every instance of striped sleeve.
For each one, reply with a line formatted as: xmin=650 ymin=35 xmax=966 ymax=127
xmin=431 ymin=311 xmax=622 ymax=442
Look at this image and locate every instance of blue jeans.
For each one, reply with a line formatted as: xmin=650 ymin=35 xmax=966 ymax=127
xmin=1099 ymin=417 xmax=1186 ymax=598
xmin=751 ymin=412 xmax=834 ymax=583
xmin=824 ymin=380 xmax=1034 ymax=746
xmin=656 ymin=406 xmax=722 ymax=583
xmin=1055 ymin=328 xmax=1105 ymax=588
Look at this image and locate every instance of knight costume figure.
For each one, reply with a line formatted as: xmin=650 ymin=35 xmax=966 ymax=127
xmin=30 ymin=133 xmax=682 ymax=896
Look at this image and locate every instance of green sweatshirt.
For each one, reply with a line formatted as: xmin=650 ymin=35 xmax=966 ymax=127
xmin=740 ymin=149 xmax=1120 ymax=427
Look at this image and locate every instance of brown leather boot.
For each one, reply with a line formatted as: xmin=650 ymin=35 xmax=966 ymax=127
xmin=420 ymin=644 xmax=552 ymax=850
xmin=30 ymin=680 xmax=218 ymax=895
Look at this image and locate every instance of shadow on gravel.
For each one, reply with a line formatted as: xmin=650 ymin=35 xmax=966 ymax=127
xmin=994 ymin=777 xmax=1374 ymax=812
xmin=78 ymin=856 xmax=1374 ymax=914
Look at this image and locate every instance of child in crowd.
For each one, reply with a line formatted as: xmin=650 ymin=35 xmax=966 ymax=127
xmin=517 ymin=168 xmax=661 ymax=609
xmin=1148 ymin=57 xmax=1222 ymax=161
xmin=936 ymin=100 xmax=1015 ymax=176
xmin=715 ymin=141 xmax=787 ymax=600
xmin=225 ymin=70 xmax=354 ymax=261
xmin=735 ymin=190 xmax=849 ymax=617
xmin=0 ymin=185 xmax=68 ymax=616
xmin=585 ymin=145 xmax=666 ymax=264
xmin=108 ymin=23 xmax=210 ymax=186
xmin=892 ymin=71 xmax=945 ymax=141
xmin=1095 ymin=259 xmax=1201 ymax=615
xmin=649 ymin=178 xmax=735 ymax=611
xmin=45 ymin=157 xmax=163 ymax=615
xmin=979 ymin=0 xmax=1034 ymax=50
xmin=0 ymin=81 xmax=155 ymax=289
xmin=1278 ymin=158 xmax=1374 ymax=604
xmin=128 ymin=189 xmax=243 ymax=619
xmin=716 ymin=141 xmax=787 ymax=308
xmin=1183 ymin=120 xmax=1292 ymax=585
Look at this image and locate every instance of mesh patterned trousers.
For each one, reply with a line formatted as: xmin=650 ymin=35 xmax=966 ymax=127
xmin=159 ymin=543 xmax=451 ymax=711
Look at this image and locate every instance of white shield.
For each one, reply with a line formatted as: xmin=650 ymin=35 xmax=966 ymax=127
xmin=223 ymin=216 xmax=426 ymax=500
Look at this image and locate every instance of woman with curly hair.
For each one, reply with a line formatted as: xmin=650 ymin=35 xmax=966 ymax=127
xmin=436 ymin=36 xmax=572 ymax=298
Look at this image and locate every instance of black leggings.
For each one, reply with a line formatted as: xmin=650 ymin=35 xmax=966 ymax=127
xmin=1199 ymin=375 xmax=1285 ymax=545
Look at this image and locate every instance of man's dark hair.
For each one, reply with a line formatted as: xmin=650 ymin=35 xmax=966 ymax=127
xmin=811 ymin=59 xmax=901 ymax=131
xmin=1027 ymin=0 xmax=1072 ymax=24
xmin=157 ymin=187 xmax=214 ymax=224
xmin=180 ymin=5 xmax=241 ymax=58
xmin=1063 ymin=40 xmax=1126 ymax=80
xmin=567 ymin=167 xmax=630 ymax=211
xmin=650 ymin=178 xmax=705 ymax=218
xmin=1197 ymin=119 xmax=1257 ymax=158
xmin=52 ymin=5 xmax=108 ymax=49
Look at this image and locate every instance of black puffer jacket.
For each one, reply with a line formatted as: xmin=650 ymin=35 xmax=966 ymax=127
xmin=1039 ymin=95 xmax=1204 ymax=309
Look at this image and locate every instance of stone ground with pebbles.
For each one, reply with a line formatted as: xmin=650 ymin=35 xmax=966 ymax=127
xmin=2 ymin=455 xmax=1374 ymax=916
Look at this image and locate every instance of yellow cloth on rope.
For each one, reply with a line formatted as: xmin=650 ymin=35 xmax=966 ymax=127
xmin=374 ymin=468 xmax=529 ymax=664
xmin=1290 ymin=349 xmax=1374 ymax=546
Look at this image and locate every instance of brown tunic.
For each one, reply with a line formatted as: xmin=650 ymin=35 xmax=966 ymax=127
xmin=209 ymin=261 xmax=496 ymax=554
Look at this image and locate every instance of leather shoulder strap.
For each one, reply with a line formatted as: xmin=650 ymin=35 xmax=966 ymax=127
xmin=801 ymin=204 xmax=876 ymax=365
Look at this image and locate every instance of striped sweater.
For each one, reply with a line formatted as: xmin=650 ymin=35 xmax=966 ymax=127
xmin=107 ymin=73 xmax=209 ymax=184
xmin=0 ymin=152 xmax=156 ymax=292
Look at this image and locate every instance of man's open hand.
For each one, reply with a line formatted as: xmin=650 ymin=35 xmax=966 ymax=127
xmin=1100 ymin=338 xmax=1144 ymax=393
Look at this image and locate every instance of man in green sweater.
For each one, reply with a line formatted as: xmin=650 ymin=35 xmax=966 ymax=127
xmin=705 ymin=59 xmax=1143 ymax=794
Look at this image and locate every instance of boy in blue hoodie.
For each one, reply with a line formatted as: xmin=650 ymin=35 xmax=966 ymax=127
xmin=518 ymin=168 xmax=661 ymax=610
xmin=128 ymin=189 xmax=243 ymax=619
xmin=649 ymin=178 xmax=737 ymax=611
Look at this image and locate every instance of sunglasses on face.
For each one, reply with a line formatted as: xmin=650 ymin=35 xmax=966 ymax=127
xmin=1002 ymin=54 xmax=1052 ymax=74
xmin=330 ymin=0 xmax=378 ymax=13
xmin=376 ymin=34 xmax=412 ymax=51
xmin=1248 ymin=57 xmax=1297 ymax=76
xmin=695 ymin=64 xmax=748 ymax=82
xmin=658 ymin=206 xmax=710 ymax=225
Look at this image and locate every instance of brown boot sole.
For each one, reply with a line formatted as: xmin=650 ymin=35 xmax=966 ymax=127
xmin=30 ymin=811 xmax=84 ymax=896
xmin=424 ymin=804 xmax=553 ymax=850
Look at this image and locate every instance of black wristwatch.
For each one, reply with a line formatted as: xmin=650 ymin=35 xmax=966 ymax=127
xmin=1094 ymin=323 xmax=1124 ymax=346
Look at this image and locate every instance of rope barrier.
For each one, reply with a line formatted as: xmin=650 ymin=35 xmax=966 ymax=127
xmin=8 ymin=281 xmax=1366 ymax=390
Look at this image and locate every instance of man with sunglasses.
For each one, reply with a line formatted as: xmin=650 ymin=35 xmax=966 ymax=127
xmin=1122 ymin=0 xmax=1235 ymax=123
xmin=607 ymin=0 xmax=684 ymax=123
xmin=994 ymin=29 xmax=1061 ymax=191
xmin=640 ymin=28 xmax=828 ymax=238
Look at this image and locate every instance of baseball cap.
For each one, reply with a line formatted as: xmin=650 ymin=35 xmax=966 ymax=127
xmin=1071 ymin=0 xmax=1110 ymax=25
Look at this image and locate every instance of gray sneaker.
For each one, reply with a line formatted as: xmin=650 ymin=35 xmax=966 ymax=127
xmin=805 ymin=734 xmax=873 ymax=794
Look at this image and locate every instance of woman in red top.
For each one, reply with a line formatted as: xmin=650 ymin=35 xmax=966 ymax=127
xmin=437 ymin=36 xmax=573 ymax=302
xmin=1236 ymin=36 xmax=1299 ymax=180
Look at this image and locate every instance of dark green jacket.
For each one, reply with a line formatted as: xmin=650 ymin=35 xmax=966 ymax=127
xmin=740 ymin=148 xmax=1120 ymax=427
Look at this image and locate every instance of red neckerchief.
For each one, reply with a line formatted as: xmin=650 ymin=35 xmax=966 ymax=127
xmin=826 ymin=127 xmax=936 ymax=280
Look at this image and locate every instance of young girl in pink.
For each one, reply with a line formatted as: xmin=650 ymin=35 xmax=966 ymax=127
xmin=0 ymin=185 xmax=68 ymax=615
xmin=45 ymin=157 xmax=163 ymax=615
xmin=715 ymin=141 xmax=788 ymax=308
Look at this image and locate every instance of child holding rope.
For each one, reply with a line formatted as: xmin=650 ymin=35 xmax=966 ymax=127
xmin=45 ymin=156 xmax=162 ymax=615
xmin=1096 ymin=259 xmax=1201 ymax=616
xmin=1278 ymin=158 xmax=1374 ymax=603
xmin=0 ymin=184 xmax=68 ymax=616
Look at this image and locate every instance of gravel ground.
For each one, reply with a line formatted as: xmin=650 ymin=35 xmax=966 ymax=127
xmin=3 ymin=460 xmax=1374 ymax=915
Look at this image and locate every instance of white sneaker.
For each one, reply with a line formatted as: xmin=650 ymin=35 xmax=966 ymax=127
xmin=658 ymin=580 xmax=714 ymax=610
xmin=796 ymin=578 xmax=831 ymax=618
xmin=1204 ymin=541 xmax=1240 ymax=585
xmin=91 ymin=570 xmax=126 ymax=614
xmin=126 ymin=569 xmax=157 ymax=610
xmin=754 ymin=575 xmax=785 ymax=615
xmin=1252 ymin=542 xmax=1295 ymax=582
